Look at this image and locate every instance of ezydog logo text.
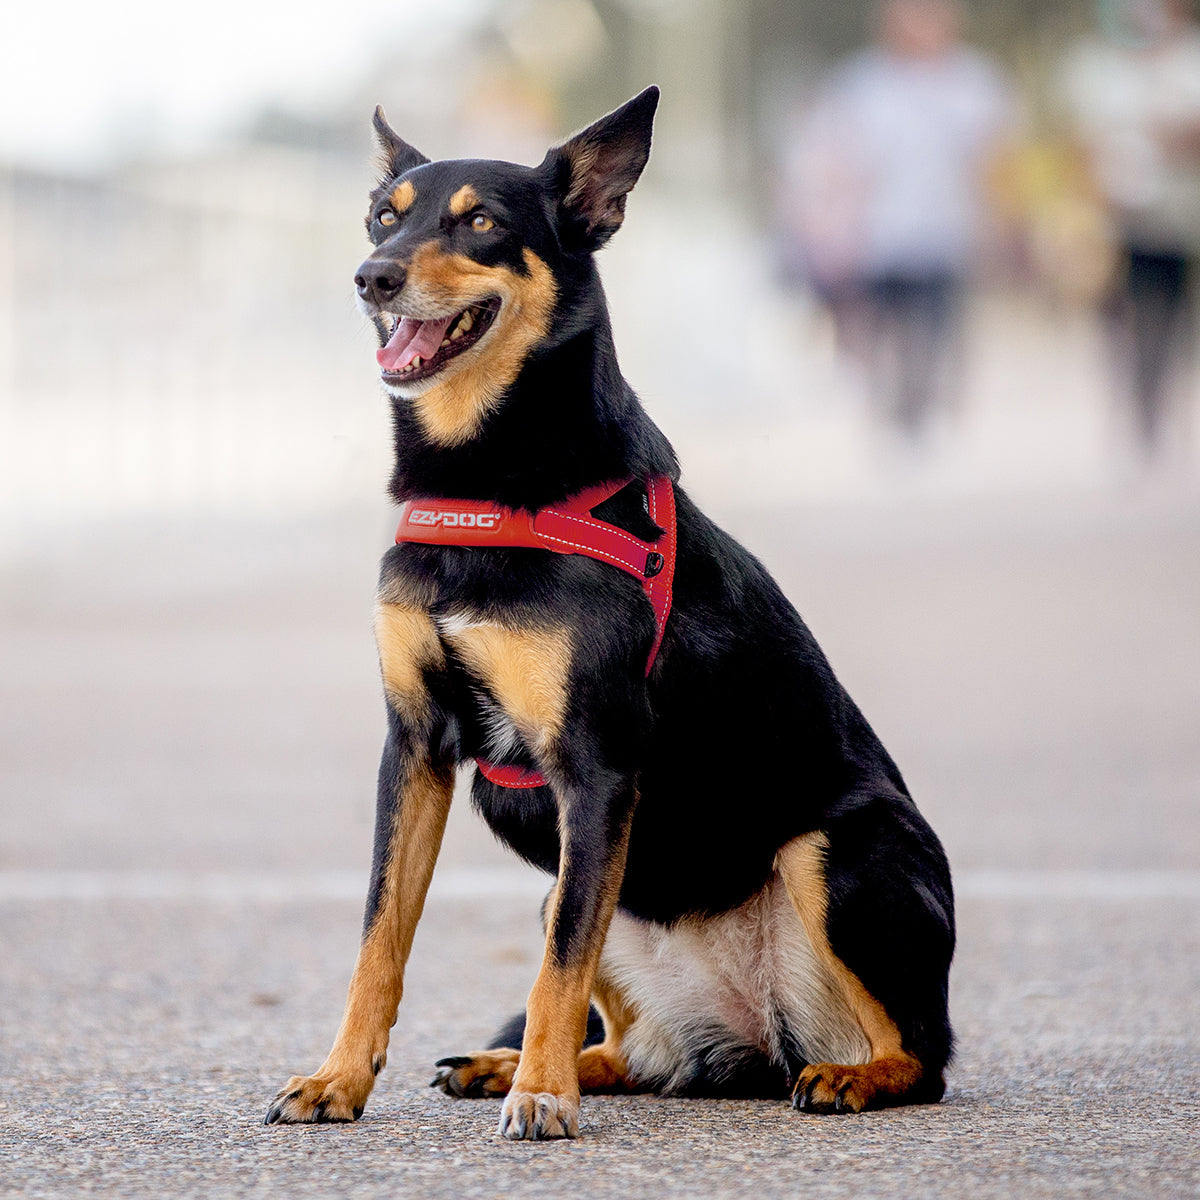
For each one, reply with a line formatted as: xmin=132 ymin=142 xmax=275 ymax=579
xmin=408 ymin=510 xmax=500 ymax=530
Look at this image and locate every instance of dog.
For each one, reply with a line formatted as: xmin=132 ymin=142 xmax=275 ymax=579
xmin=264 ymin=86 xmax=955 ymax=1141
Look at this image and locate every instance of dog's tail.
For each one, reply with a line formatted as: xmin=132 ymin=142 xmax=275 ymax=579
xmin=487 ymin=1007 xmax=606 ymax=1051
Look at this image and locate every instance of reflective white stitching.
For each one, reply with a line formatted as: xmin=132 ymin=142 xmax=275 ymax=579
xmin=645 ymin=479 xmax=675 ymax=668
xmin=551 ymin=509 xmax=650 ymax=553
xmin=536 ymin=526 xmax=635 ymax=570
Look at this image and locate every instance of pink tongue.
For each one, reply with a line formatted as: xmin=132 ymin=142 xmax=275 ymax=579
xmin=377 ymin=314 xmax=456 ymax=372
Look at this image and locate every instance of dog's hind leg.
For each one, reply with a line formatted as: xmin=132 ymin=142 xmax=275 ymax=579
xmin=777 ymin=796 xmax=955 ymax=1114
xmin=429 ymin=1048 xmax=521 ymax=1098
xmin=575 ymin=972 xmax=640 ymax=1092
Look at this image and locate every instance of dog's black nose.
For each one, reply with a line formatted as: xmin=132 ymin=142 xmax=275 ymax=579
xmin=355 ymin=260 xmax=407 ymax=306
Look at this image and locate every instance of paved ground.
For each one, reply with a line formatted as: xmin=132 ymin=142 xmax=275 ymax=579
xmin=1 ymin=482 xmax=1198 ymax=1197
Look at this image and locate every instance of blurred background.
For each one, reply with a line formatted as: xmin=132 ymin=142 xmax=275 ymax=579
xmin=5 ymin=0 xmax=1200 ymax=541
xmin=1 ymin=0 xmax=1197 ymax=893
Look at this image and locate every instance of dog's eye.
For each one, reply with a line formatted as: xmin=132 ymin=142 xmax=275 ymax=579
xmin=378 ymin=210 xmax=397 ymax=227
xmin=470 ymin=213 xmax=494 ymax=233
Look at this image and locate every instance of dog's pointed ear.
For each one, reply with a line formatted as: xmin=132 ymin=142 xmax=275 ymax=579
xmin=373 ymin=105 xmax=430 ymax=179
xmin=541 ymin=86 xmax=659 ymax=251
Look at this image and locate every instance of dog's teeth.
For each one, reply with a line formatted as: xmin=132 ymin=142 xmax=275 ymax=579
xmin=440 ymin=339 xmax=450 ymax=348
xmin=450 ymin=327 xmax=464 ymax=340
xmin=412 ymin=356 xmax=422 ymax=368
xmin=459 ymin=310 xmax=473 ymax=332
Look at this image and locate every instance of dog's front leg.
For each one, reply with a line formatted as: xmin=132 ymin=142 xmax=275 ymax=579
xmin=499 ymin=778 xmax=636 ymax=1140
xmin=265 ymin=713 xmax=454 ymax=1124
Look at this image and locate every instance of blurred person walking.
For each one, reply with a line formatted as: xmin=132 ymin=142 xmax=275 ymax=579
xmin=1059 ymin=0 xmax=1200 ymax=456
xmin=779 ymin=0 xmax=1014 ymax=438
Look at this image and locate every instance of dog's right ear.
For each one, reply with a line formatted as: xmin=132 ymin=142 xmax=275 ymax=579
xmin=372 ymin=106 xmax=430 ymax=179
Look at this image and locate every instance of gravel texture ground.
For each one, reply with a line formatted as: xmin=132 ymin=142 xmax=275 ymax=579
xmin=2 ymin=486 xmax=1197 ymax=1197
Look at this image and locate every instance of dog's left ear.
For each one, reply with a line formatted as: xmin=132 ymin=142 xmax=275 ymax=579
xmin=541 ymin=86 xmax=659 ymax=250
xmin=373 ymin=105 xmax=430 ymax=179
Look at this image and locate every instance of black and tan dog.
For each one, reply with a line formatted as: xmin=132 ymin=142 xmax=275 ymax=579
xmin=264 ymin=86 xmax=954 ymax=1141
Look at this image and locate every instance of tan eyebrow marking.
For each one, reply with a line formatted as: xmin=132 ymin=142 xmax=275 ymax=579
xmin=389 ymin=180 xmax=416 ymax=213
xmin=449 ymin=185 xmax=481 ymax=217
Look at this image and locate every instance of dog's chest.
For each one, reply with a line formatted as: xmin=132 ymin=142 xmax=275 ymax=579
xmin=435 ymin=611 xmax=570 ymax=759
xmin=375 ymin=596 xmax=571 ymax=759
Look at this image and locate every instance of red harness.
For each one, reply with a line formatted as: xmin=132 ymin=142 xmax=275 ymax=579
xmin=394 ymin=476 xmax=676 ymax=789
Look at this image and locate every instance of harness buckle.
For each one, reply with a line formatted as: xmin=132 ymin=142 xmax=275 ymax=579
xmin=643 ymin=551 xmax=665 ymax=578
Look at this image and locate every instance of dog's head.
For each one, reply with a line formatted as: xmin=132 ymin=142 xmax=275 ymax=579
xmin=356 ymin=87 xmax=659 ymax=446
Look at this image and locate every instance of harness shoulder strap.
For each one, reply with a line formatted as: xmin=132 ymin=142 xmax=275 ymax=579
xmin=394 ymin=476 xmax=676 ymax=788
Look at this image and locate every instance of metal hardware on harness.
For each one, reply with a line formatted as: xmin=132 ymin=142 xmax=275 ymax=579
xmin=393 ymin=476 xmax=677 ymax=789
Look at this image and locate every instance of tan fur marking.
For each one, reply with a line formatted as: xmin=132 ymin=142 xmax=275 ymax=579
xmin=448 ymin=184 xmax=480 ymax=217
xmin=321 ymin=762 xmax=453 ymax=1066
xmin=515 ymin=965 xmax=595 ymax=1099
xmin=433 ymin=986 xmax=633 ymax=1098
xmin=793 ymin=1056 xmax=926 ymax=1113
xmin=509 ymin=813 xmax=632 ymax=1105
xmin=374 ymin=603 xmax=443 ymax=715
xmin=446 ymin=622 xmax=571 ymax=750
xmin=777 ymin=833 xmax=909 ymax=1059
xmin=436 ymin=1049 xmax=520 ymax=1098
xmin=576 ymin=1044 xmax=629 ymax=1092
xmin=272 ymin=761 xmax=454 ymax=1120
xmin=404 ymin=246 xmax=557 ymax=445
xmin=389 ymin=180 xmax=415 ymax=213
xmin=777 ymin=833 xmax=925 ymax=1108
xmin=440 ymin=836 xmax=635 ymax=1122
xmin=578 ymin=970 xmax=638 ymax=1092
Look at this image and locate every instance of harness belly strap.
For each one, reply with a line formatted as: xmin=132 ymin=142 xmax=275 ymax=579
xmin=393 ymin=476 xmax=676 ymax=789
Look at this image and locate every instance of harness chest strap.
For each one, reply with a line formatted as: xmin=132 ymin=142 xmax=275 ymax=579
xmin=393 ymin=476 xmax=676 ymax=789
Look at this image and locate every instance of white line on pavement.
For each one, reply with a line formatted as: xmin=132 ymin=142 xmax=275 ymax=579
xmin=0 ymin=867 xmax=1197 ymax=902
xmin=954 ymin=868 xmax=1200 ymax=900
xmin=0 ymin=866 xmax=548 ymax=903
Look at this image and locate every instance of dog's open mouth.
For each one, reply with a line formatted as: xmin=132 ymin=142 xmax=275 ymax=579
xmin=375 ymin=298 xmax=501 ymax=384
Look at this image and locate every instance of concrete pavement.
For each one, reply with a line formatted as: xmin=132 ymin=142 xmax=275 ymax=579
xmin=2 ymin=485 xmax=1198 ymax=1197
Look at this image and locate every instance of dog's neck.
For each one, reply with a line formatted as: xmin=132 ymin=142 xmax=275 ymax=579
xmin=386 ymin=308 xmax=678 ymax=512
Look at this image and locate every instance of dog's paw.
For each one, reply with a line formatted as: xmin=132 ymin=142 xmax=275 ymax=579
xmin=263 ymin=1072 xmax=371 ymax=1125
xmin=791 ymin=1055 xmax=929 ymax=1114
xmin=791 ymin=1063 xmax=877 ymax=1114
xmin=497 ymin=1090 xmax=579 ymax=1140
xmin=795 ymin=1060 xmax=914 ymax=1114
xmin=430 ymin=1050 xmax=520 ymax=1098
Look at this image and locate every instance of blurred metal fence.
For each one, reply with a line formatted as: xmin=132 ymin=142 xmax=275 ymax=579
xmin=0 ymin=150 xmax=391 ymax=550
